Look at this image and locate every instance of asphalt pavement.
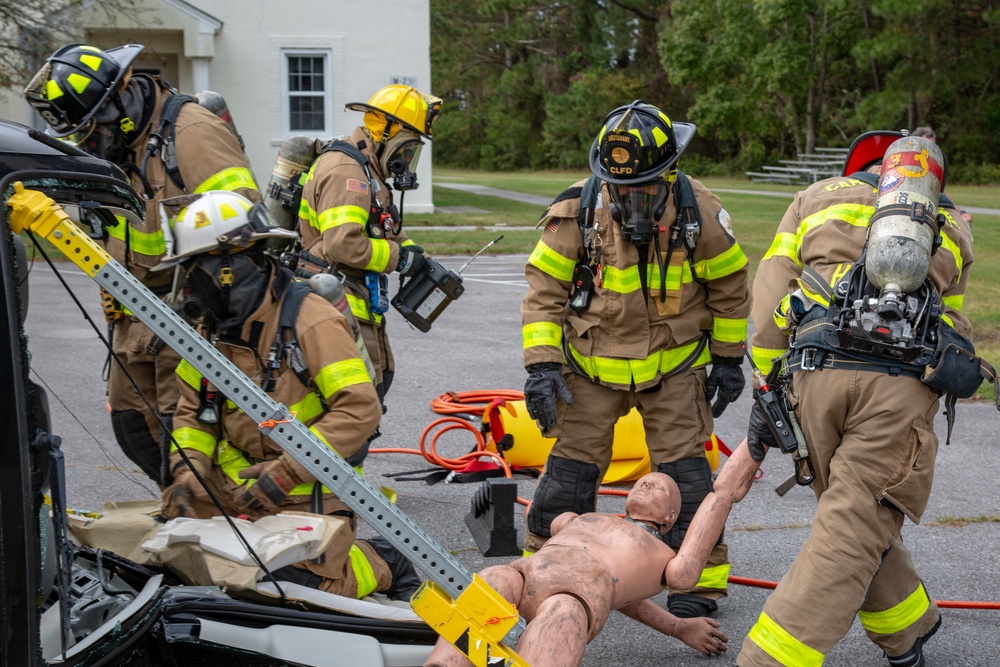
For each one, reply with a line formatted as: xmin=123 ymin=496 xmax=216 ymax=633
xmin=23 ymin=253 xmax=1000 ymax=667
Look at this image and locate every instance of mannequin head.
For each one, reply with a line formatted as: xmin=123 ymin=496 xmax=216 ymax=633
xmin=625 ymin=472 xmax=680 ymax=532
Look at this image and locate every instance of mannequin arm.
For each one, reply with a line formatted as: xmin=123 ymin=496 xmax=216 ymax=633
xmin=665 ymin=440 xmax=758 ymax=590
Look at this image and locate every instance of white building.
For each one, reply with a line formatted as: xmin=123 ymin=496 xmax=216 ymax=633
xmin=4 ymin=0 xmax=436 ymax=212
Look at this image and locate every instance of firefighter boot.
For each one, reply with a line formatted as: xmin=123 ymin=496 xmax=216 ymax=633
xmin=667 ymin=593 xmax=718 ymax=618
xmin=364 ymin=537 xmax=422 ymax=602
xmin=886 ymin=617 xmax=941 ymax=667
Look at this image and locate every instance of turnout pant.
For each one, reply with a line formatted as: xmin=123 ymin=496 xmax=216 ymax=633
xmin=737 ymin=369 xmax=942 ymax=666
xmin=525 ymin=366 xmax=729 ymax=601
xmin=108 ymin=317 xmax=182 ymax=484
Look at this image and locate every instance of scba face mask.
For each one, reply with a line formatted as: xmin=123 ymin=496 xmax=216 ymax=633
xmin=607 ymin=179 xmax=669 ymax=245
xmin=381 ymin=131 xmax=424 ymax=191
xmin=179 ymin=252 xmax=270 ymax=333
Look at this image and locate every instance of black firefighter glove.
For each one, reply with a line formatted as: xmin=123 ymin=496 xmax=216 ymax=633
xmin=524 ymin=363 xmax=574 ymax=432
xmin=396 ymin=244 xmax=426 ymax=278
xmin=746 ymin=400 xmax=775 ymax=463
xmin=704 ymin=355 xmax=745 ymax=418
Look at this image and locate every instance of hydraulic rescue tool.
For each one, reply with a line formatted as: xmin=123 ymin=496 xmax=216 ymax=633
xmin=391 ymin=235 xmax=503 ymax=332
xmin=741 ymin=343 xmax=815 ymax=493
xmin=5 ymin=183 xmax=529 ymax=666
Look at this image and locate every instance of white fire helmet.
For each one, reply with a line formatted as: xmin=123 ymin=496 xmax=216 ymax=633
xmin=153 ymin=191 xmax=297 ymax=270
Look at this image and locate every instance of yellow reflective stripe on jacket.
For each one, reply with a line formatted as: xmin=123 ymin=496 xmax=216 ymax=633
xmin=400 ymin=239 xmax=417 ymax=248
xmin=601 ymin=264 xmax=641 ymax=293
xmin=695 ymin=562 xmax=730 ymax=590
xmin=942 ymin=293 xmax=963 ymax=312
xmin=762 ymin=232 xmax=800 ymax=265
xmin=752 ymin=346 xmax=787 ymax=377
xmin=773 ymin=294 xmax=792 ymax=330
xmin=216 ymin=439 xmax=251 ymax=484
xmin=304 ymin=203 xmax=368 ymax=233
xmin=712 ymin=317 xmax=747 ymax=344
xmin=315 ymin=358 xmax=371 ymax=399
xmin=693 ymin=243 xmax=748 ymax=281
xmin=766 ymin=203 xmax=876 ymax=269
xmin=288 ymin=391 xmax=324 ymax=424
xmin=940 ymin=313 xmax=955 ymax=328
xmin=858 ymin=582 xmax=931 ymax=635
xmin=747 ymin=611 xmax=824 ymax=667
xmin=349 ymin=544 xmax=379 ymax=598
xmin=797 ymin=278 xmax=831 ymax=308
xmin=528 ymin=240 xmax=576 ymax=282
xmin=346 ymin=293 xmax=383 ymax=324
xmin=648 ymin=261 xmax=694 ymax=292
xmin=107 ymin=215 xmax=166 ymax=257
xmin=365 ymin=239 xmax=390 ymax=272
xmin=176 ymin=359 xmax=203 ymax=389
xmin=601 ymin=262 xmax=694 ymax=295
xmin=192 ymin=167 xmax=258 ymax=194
xmin=171 ymin=427 xmax=217 ymax=457
xmin=798 ymin=203 xmax=874 ymax=246
xmin=217 ymin=437 xmax=333 ymax=496
xmin=937 ymin=233 xmax=962 ymax=280
xmin=522 ymin=321 xmax=562 ymax=351
xmin=567 ymin=337 xmax=712 ymax=386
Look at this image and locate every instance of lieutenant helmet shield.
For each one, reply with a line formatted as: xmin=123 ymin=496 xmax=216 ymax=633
xmin=589 ymin=100 xmax=695 ymax=186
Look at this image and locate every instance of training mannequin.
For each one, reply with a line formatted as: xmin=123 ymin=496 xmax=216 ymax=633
xmin=425 ymin=440 xmax=761 ymax=667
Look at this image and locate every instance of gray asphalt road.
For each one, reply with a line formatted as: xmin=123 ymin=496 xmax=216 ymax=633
xmin=23 ymin=254 xmax=1000 ymax=666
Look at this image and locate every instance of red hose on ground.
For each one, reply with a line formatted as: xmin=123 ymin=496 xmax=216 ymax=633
xmin=372 ymin=391 xmax=1000 ymax=611
xmin=727 ymin=576 xmax=1000 ymax=609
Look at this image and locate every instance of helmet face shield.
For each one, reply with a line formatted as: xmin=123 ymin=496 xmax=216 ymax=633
xmin=608 ymin=179 xmax=669 ymax=244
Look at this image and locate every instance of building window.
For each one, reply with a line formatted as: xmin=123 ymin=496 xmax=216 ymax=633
xmin=283 ymin=51 xmax=330 ymax=134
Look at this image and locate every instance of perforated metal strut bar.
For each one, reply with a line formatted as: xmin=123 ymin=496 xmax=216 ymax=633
xmin=5 ymin=184 xmax=527 ymax=662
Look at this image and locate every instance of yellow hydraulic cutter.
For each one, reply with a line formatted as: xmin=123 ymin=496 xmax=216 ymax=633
xmin=5 ymin=182 xmax=530 ymax=666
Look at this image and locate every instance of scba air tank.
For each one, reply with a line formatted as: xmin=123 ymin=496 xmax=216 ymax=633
xmin=264 ymin=135 xmax=320 ymax=232
xmin=865 ymin=135 xmax=945 ymax=294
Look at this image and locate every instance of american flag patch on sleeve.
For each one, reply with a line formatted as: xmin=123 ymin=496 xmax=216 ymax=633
xmin=346 ymin=178 xmax=369 ymax=194
xmin=546 ymin=218 xmax=560 ymax=233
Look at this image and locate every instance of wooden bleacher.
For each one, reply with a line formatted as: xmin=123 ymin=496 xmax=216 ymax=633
xmin=746 ymin=147 xmax=850 ymax=185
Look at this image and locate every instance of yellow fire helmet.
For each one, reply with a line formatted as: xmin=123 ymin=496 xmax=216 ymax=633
xmin=346 ymin=84 xmax=442 ymax=142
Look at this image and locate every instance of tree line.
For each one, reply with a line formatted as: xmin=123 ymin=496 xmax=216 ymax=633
xmin=430 ymin=0 xmax=1000 ymax=183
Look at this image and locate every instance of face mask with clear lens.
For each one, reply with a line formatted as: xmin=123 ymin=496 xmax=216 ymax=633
xmin=384 ymin=137 xmax=424 ymax=191
xmin=608 ymin=180 xmax=669 ymax=244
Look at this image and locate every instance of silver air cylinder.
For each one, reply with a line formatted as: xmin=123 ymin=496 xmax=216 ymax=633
xmin=264 ymin=135 xmax=319 ymax=232
xmin=865 ymin=135 xmax=945 ymax=294
xmin=308 ymin=273 xmax=377 ymax=382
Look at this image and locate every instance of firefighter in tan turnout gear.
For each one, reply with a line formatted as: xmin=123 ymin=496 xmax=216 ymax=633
xmin=154 ymin=191 xmax=420 ymax=601
xmin=295 ymin=84 xmax=442 ymax=468
xmin=741 ymin=132 xmax=989 ymax=667
xmin=520 ymin=100 xmax=751 ymax=618
xmin=24 ymin=43 xmax=260 ymax=486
